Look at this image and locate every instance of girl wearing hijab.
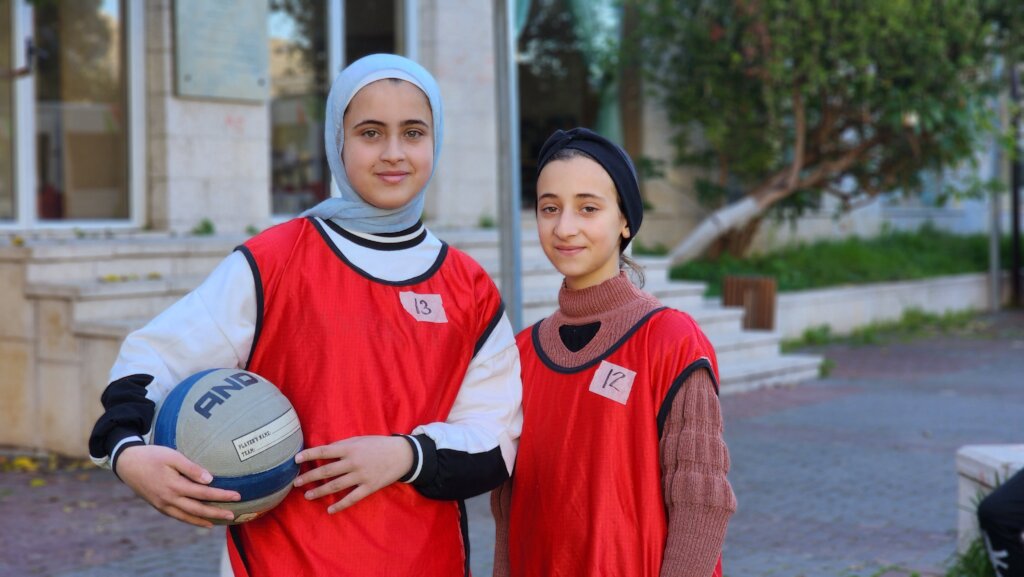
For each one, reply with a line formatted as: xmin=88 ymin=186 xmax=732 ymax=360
xmin=491 ymin=128 xmax=736 ymax=577
xmin=88 ymin=54 xmax=523 ymax=577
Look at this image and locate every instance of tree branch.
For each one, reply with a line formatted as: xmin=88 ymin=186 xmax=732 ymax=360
xmin=787 ymin=87 xmax=806 ymax=189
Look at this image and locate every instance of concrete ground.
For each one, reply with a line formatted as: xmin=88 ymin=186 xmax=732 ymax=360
xmin=2 ymin=310 xmax=1022 ymax=577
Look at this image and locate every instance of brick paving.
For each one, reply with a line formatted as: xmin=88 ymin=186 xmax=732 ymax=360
xmin=1 ymin=310 xmax=1021 ymax=577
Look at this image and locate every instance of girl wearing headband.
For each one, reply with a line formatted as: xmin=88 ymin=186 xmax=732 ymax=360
xmin=88 ymin=54 xmax=522 ymax=576
xmin=491 ymin=127 xmax=736 ymax=577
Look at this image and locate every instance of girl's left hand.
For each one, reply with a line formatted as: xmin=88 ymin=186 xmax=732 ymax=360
xmin=293 ymin=435 xmax=414 ymax=514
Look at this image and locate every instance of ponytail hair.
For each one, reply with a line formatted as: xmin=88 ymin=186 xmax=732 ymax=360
xmin=621 ymin=252 xmax=646 ymax=288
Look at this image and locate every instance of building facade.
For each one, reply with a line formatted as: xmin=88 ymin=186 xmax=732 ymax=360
xmin=0 ymin=0 xmax=504 ymax=236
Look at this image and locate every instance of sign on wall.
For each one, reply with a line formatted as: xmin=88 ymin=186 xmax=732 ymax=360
xmin=174 ymin=0 xmax=269 ymax=102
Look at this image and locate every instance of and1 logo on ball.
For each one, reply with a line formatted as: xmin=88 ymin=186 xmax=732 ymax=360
xmin=194 ymin=371 xmax=261 ymax=419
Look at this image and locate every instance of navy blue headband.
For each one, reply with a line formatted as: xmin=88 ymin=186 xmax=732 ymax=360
xmin=536 ymin=127 xmax=643 ymax=250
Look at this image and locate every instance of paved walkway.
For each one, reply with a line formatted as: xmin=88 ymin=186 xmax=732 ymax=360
xmin=2 ymin=311 xmax=1022 ymax=577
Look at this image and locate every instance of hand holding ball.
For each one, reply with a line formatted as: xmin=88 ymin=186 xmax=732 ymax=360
xmin=153 ymin=369 xmax=302 ymax=525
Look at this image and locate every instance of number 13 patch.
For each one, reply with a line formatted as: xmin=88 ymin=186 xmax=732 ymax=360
xmin=588 ymin=360 xmax=637 ymax=405
xmin=399 ymin=291 xmax=448 ymax=323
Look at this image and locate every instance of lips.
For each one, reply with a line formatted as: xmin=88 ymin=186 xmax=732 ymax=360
xmin=554 ymin=245 xmax=584 ymax=256
xmin=376 ymin=171 xmax=409 ymax=184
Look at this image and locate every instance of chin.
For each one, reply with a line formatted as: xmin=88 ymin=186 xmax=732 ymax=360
xmin=365 ymin=197 xmax=415 ymax=210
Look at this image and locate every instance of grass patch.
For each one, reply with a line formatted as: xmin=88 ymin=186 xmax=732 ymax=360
xmin=633 ymin=239 xmax=669 ymax=256
xmin=190 ymin=218 xmax=215 ymax=236
xmin=782 ymin=308 xmax=980 ymax=350
xmin=672 ymin=225 xmax=1014 ymax=296
xmin=818 ymin=357 xmax=836 ymax=378
xmin=945 ymin=537 xmax=996 ymax=577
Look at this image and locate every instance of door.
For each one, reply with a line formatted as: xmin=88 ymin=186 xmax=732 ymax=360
xmin=0 ymin=0 xmax=13 ymax=221
xmin=33 ymin=0 xmax=128 ymax=221
xmin=1 ymin=0 xmax=142 ymax=229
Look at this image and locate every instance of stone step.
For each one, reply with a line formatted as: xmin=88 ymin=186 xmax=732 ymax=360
xmin=704 ymin=329 xmax=782 ymax=365
xmin=685 ymin=305 xmax=746 ymax=335
xmin=14 ymin=236 xmax=240 ymax=285
xmin=434 ymin=228 xmax=548 ymax=264
xmin=718 ymin=354 xmax=823 ymax=394
xmin=27 ymin=276 xmax=201 ymax=323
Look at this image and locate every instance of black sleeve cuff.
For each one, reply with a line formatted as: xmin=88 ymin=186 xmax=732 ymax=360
xmin=410 ymin=434 xmax=439 ymax=488
xmin=88 ymin=374 xmax=156 ymax=460
xmin=110 ymin=437 xmax=146 ymax=481
xmin=413 ymin=440 xmax=508 ymax=501
xmin=392 ymin=434 xmax=420 ymax=483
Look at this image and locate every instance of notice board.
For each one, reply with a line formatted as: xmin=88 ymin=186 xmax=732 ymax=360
xmin=174 ymin=0 xmax=269 ymax=102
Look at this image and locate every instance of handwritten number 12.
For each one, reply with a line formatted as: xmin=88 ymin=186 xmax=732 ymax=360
xmin=603 ymin=370 xmax=625 ymax=391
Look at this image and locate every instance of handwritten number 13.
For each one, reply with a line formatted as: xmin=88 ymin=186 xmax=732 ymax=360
xmin=414 ymin=299 xmax=432 ymax=315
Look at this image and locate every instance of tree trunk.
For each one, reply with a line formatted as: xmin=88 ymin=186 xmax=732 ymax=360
xmin=668 ymin=195 xmax=763 ymax=264
xmin=706 ymin=217 xmax=764 ymax=259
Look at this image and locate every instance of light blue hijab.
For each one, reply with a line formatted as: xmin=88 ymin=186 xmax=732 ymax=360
xmin=302 ymin=54 xmax=444 ymax=233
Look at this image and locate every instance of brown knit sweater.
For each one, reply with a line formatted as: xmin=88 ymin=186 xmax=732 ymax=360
xmin=491 ymin=272 xmax=736 ymax=577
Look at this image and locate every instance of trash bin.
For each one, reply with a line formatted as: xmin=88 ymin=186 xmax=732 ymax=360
xmin=722 ymin=276 xmax=777 ymax=330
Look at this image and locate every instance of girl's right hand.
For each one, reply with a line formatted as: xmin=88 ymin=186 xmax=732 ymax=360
xmin=115 ymin=444 xmax=241 ymax=528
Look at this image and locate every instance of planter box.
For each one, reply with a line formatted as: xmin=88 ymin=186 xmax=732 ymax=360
xmin=773 ymin=272 xmax=1010 ymax=339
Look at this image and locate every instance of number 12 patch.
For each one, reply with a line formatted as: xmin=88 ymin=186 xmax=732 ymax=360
xmin=588 ymin=360 xmax=637 ymax=405
xmin=399 ymin=291 xmax=448 ymax=323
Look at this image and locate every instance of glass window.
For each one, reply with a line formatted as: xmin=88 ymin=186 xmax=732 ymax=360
xmin=269 ymin=0 xmax=328 ymax=216
xmin=0 ymin=0 xmax=15 ymax=220
xmin=517 ymin=0 xmax=625 ymax=207
xmin=34 ymin=0 xmax=128 ymax=220
xmin=345 ymin=1 xmax=396 ymax=63
xmin=269 ymin=1 xmax=401 ymax=217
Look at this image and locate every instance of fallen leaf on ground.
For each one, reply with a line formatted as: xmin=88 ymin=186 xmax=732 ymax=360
xmin=12 ymin=456 xmax=39 ymax=472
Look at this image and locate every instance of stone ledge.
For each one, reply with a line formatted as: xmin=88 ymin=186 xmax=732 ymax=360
xmin=777 ymin=272 xmax=1010 ymax=339
xmin=956 ymin=444 xmax=1024 ymax=553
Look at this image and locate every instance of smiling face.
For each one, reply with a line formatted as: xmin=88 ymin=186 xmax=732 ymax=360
xmin=341 ymin=79 xmax=434 ymax=210
xmin=536 ymin=155 xmax=630 ymax=290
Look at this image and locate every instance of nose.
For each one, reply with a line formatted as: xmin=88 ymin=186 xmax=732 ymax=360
xmin=552 ymin=212 xmax=579 ymax=239
xmin=381 ymin=135 xmax=405 ymax=163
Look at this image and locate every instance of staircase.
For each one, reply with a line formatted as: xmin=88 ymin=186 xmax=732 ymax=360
xmin=0 ymin=228 xmax=820 ymax=457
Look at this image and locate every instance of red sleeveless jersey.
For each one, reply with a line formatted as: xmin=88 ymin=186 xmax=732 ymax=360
xmin=510 ymin=308 xmax=722 ymax=577
xmin=226 ymin=218 xmax=503 ymax=577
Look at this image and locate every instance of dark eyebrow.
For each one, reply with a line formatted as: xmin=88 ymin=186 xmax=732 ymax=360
xmin=351 ymin=119 xmax=429 ymax=130
xmin=537 ymin=192 xmax=606 ymax=201
xmin=352 ymin=119 xmax=385 ymax=129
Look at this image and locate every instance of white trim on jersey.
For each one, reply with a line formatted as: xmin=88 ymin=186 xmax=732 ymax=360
xmin=315 ymin=217 xmax=443 ymax=282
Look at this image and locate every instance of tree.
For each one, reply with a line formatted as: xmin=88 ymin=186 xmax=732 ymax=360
xmin=631 ymin=0 xmax=1002 ymax=263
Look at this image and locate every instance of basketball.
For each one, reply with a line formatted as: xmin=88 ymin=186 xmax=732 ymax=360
xmin=152 ymin=368 xmax=302 ymax=525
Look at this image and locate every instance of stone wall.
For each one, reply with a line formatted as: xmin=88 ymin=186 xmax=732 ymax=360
xmin=418 ymin=0 xmax=500 ymax=228
xmin=145 ymin=1 xmax=271 ymax=235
